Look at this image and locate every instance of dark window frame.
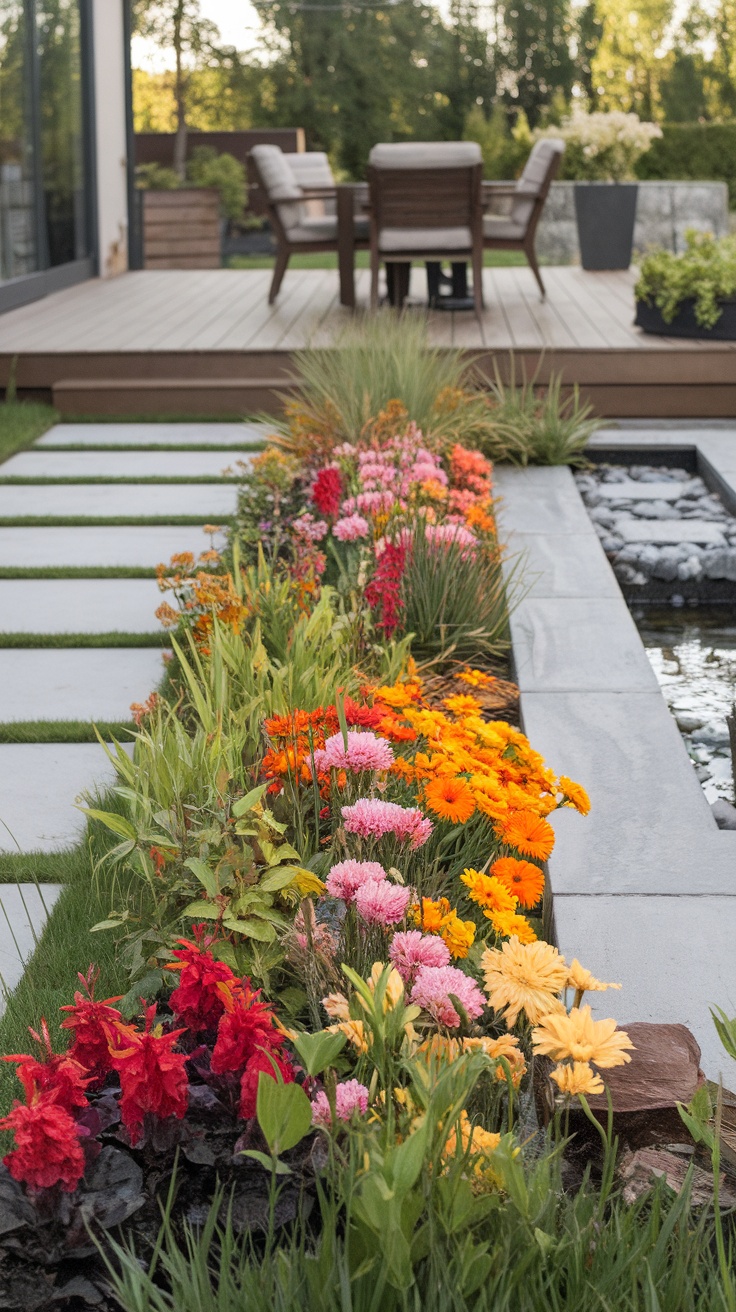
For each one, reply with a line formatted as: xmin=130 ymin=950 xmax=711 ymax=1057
xmin=0 ymin=0 xmax=99 ymax=314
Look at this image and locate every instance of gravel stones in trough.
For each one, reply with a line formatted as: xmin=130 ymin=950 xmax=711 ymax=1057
xmin=575 ymin=465 xmax=736 ymax=603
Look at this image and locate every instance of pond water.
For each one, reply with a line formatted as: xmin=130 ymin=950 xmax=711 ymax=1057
xmin=633 ymin=607 xmax=736 ymax=803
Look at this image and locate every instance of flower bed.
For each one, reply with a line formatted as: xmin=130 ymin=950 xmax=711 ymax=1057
xmin=1 ymin=399 xmax=735 ymax=1308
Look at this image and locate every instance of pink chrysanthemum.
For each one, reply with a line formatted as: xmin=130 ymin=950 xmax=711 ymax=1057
xmin=410 ymin=965 xmax=486 ymax=1029
xmin=342 ymin=799 xmax=433 ymax=850
xmin=389 ymin=930 xmax=451 ymax=984
xmin=333 ymin=514 xmax=370 ymax=542
xmin=312 ymin=1079 xmax=370 ymax=1127
xmin=425 ymin=523 xmax=477 ymax=551
xmin=355 ymin=879 xmax=411 ymax=926
xmin=325 ymin=859 xmax=387 ymax=903
xmin=313 ymin=731 xmax=394 ymax=774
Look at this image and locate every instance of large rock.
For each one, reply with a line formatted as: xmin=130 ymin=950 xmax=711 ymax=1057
xmin=581 ymin=1023 xmax=705 ymax=1148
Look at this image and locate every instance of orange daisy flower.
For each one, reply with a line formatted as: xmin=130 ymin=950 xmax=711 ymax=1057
xmin=424 ymin=776 xmax=476 ymax=824
xmin=496 ymin=811 xmax=555 ymax=862
xmin=490 ymin=857 xmax=545 ymax=909
xmin=558 ymin=776 xmax=591 ymax=816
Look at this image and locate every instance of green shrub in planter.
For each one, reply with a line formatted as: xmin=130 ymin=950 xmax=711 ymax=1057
xmin=635 ymin=229 xmax=736 ymax=329
xmin=135 ymin=148 xmax=247 ymax=222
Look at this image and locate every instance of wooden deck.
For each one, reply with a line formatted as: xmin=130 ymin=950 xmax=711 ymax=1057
xmin=1 ymin=266 xmax=735 ymax=417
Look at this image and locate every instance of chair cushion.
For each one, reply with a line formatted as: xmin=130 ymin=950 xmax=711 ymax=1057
xmin=288 ymin=214 xmax=370 ymax=244
xmin=285 ymin=152 xmax=335 ymax=188
xmin=369 ymin=141 xmax=482 ymax=169
xmin=483 ymin=215 xmax=526 ymax=242
xmin=251 ymin=145 xmax=302 ymax=202
xmin=378 ymin=225 xmax=472 ymax=253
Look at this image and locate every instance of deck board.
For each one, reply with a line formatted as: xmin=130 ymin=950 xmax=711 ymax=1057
xmin=2 ymin=267 xmax=736 ymax=418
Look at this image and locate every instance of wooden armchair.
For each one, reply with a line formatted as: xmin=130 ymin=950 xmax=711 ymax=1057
xmin=482 ymin=138 xmax=564 ymax=298
xmin=367 ymin=142 xmax=484 ymax=312
xmin=249 ymin=145 xmax=369 ymax=304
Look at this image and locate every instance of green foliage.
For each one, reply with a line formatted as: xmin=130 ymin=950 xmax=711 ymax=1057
xmin=281 ymin=315 xmax=495 ymax=450
xmin=136 ymin=148 xmax=247 ymax=220
xmin=462 ymin=104 xmax=530 ymax=180
xmin=476 ymin=363 xmax=600 ymax=467
xmin=186 ymin=146 xmax=247 ymax=220
xmin=256 ymin=1073 xmax=313 ymax=1158
xmin=636 ymin=229 xmax=736 ymax=329
xmin=638 ymin=122 xmax=736 ymax=207
xmin=398 ymin=526 xmax=513 ymax=668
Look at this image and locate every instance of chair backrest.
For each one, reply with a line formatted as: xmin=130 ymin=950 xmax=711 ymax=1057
xmin=284 ymin=152 xmax=335 ymax=217
xmin=511 ymin=137 xmax=564 ymax=229
xmin=249 ymin=144 xmax=303 ymax=232
xmin=367 ymin=142 xmax=483 ymax=238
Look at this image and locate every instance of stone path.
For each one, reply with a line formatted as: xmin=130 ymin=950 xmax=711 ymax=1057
xmin=496 ymin=430 xmax=736 ymax=1080
xmin=0 ymin=420 xmax=264 ymax=1012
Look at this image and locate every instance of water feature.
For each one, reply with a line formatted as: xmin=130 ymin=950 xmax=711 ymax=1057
xmin=633 ymin=607 xmax=736 ymax=805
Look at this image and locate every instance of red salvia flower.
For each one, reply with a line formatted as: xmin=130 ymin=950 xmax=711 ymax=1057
xmin=343 ymin=697 xmax=383 ymax=729
xmin=311 ymin=467 xmax=342 ymax=518
xmin=167 ymin=931 xmax=235 ymax=1032
xmin=239 ymin=1049 xmax=295 ymax=1120
xmin=210 ymin=981 xmax=282 ymax=1076
xmin=1 ymin=1091 xmax=86 ymax=1193
xmin=2 ymin=1018 xmax=91 ymax=1115
xmin=59 ymin=967 xmax=123 ymax=1085
xmin=365 ymin=542 xmax=406 ymax=637
xmin=110 ymin=1005 xmax=189 ymax=1145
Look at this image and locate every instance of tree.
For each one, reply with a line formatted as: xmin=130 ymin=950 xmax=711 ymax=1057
xmin=133 ymin=0 xmax=221 ymax=176
xmin=495 ymin=0 xmax=576 ymax=127
xmin=590 ymin=0 xmax=674 ymax=119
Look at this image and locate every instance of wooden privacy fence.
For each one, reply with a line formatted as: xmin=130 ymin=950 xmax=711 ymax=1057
xmin=142 ymin=189 xmax=221 ymax=270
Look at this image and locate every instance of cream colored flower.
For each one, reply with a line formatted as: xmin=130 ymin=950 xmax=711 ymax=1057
xmin=550 ymin=1061 xmax=604 ymax=1097
xmin=532 ymin=1005 xmax=634 ymax=1069
xmin=566 ymin=959 xmax=622 ymax=996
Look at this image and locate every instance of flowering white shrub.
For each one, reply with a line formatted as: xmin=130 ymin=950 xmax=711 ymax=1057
xmin=537 ymin=109 xmax=662 ymax=182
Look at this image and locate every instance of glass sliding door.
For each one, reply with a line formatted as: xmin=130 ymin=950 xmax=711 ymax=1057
xmin=0 ymin=1 xmax=38 ymax=281
xmin=0 ymin=0 xmax=93 ymax=304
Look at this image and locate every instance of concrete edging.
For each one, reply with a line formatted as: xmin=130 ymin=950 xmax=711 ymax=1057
xmin=495 ymin=434 xmax=736 ymax=1079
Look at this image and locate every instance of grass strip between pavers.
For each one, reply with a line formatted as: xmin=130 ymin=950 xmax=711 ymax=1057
xmin=0 ymin=632 xmax=167 ymax=648
xmin=0 ymin=566 xmax=158 ymax=579
xmin=0 ymin=720 xmax=136 ymax=744
xmin=0 ymin=517 xmax=234 ymax=528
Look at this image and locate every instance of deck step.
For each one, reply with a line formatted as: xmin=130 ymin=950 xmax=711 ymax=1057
xmin=52 ymin=376 xmax=298 ymax=417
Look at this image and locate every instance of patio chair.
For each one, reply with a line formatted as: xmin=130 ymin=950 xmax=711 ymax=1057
xmin=249 ymin=144 xmax=369 ymax=304
xmin=482 ymin=138 xmax=564 ymax=299
xmin=366 ymin=142 xmax=484 ymax=312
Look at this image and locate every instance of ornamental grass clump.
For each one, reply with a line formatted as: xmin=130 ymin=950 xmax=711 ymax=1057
xmin=636 ymin=228 xmax=736 ymax=329
xmin=271 ymin=314 xmax=496 ymax=458
xmin=477 ymin=361 xmax=601 ymax=467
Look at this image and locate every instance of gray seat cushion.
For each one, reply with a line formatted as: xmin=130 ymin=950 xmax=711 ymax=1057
xmin=369 ymin=141 xmax=482 ymax=169
xmin=483 ymin=215 xmax=526 ymax=242
xmin=378 ymin=225 xmax=472 ymax=253
xmin=289 ymin=214 xmax=370 ymax=244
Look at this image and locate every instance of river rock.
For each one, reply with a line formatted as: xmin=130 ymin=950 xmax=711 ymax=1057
xmin=651 ymin=546 xmax=681 ymax=581
xmin=618 ymin=1146 xmax=736 ymax=1207
xmin=692 ymin=721 xmax=731 ymax=746
xmin=677 ymin=554 xmax=703 ymax=581
xmin=712 ymin=799 xmax=736 ymax=830
xmin=675 ymin=711 xmax=706 ymax=732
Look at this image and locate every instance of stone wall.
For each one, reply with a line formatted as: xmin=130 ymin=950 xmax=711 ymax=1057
xmin=534 ymin=180 xmax=729 ymax=265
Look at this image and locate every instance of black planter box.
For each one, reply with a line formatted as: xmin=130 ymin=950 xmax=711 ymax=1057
xmin=574 ymin=182 xmax=638 ymax=271
xmin=635 ymin=297 xmax=736 ymax=340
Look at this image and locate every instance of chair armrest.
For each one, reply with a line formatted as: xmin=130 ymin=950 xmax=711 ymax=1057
xmin=481 ymin=182 xmax=519 ymax=198
xmin=298 ymin=186 xmax=339 ymax=200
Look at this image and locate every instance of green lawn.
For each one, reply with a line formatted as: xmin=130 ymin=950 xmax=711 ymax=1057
xmin=0 ymin=402 xmax=58 ymax=465
xmin=227 ymin=249 xmax=528 ymax=270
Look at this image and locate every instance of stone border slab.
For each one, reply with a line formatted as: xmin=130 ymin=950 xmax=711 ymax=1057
xmin=0 ymin=742 xmax=132 ymax=852
xmin=495 ymin=454 xmax=736 ymax=1076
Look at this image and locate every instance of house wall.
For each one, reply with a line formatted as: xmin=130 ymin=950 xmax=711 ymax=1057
xmin=91 ymin=0 xmax=129 ymax=277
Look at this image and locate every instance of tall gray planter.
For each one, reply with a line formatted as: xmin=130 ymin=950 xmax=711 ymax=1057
xmin=574 ymin=182 xmax=638 ymax=270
